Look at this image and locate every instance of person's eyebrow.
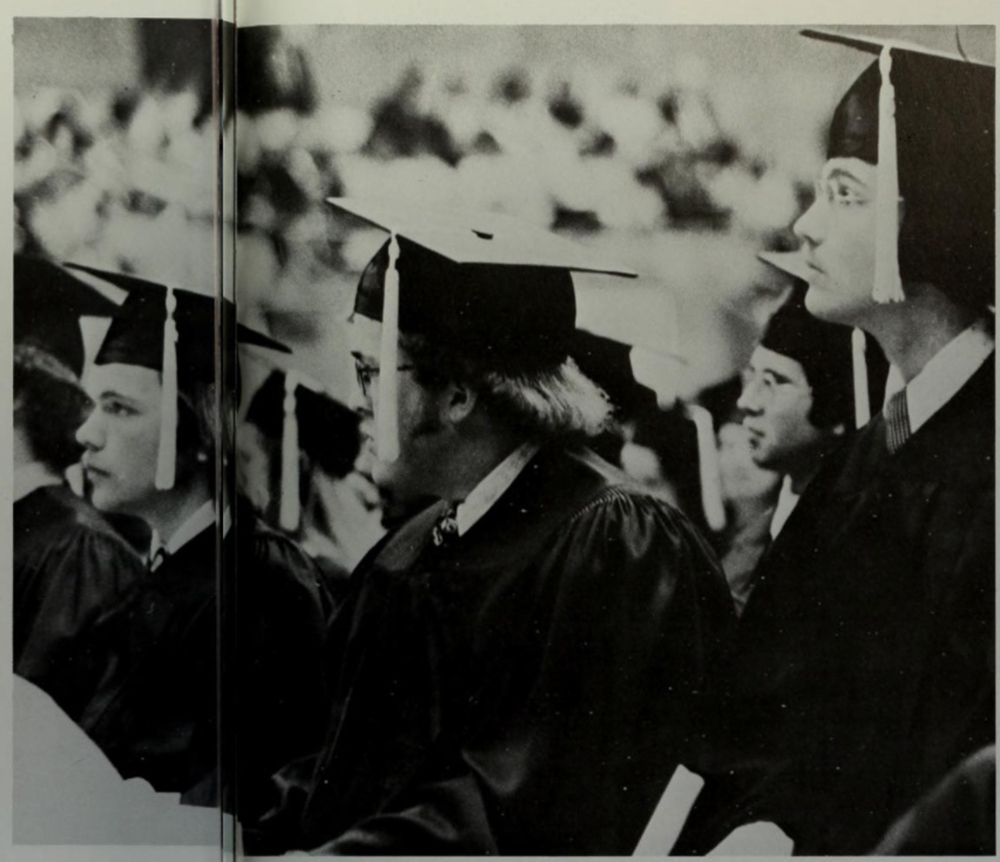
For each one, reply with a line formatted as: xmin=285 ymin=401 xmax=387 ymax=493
xmin=825 ymin=166 xmax=870 ymax=187
xmin=96 ymin=389 xmax=142 ymax=404
xmin=763 ymin=367 xmax=794 ymax=384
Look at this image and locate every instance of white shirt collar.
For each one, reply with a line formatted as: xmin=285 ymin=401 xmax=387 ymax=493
xmin=768 ymin=474 xmax=800 ymax=541
xmin=14 ymin=462 xmax=64 ymax=503
xmin=884 ymin=318 xmax=994 ymax=437
xmin=149 ymin=500 xmax=233 ymax=562
xmin=454 ymin=442 xmax=540 ymax=537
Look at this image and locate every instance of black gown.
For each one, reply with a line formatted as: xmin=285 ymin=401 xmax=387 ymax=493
xmin=675 ymin=358 xmax=995 ymax=855
xmin=14 ymin=483 xmax=144 ymax=712
xmin=254 ymin=443 xmax=735 ymax=856
xmin=78 ymin=499 xmax=331 ymax=813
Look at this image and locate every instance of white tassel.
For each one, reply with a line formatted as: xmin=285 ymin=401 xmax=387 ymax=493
xmin=874 ymin=45 xmax=906 ymax=304
xmin=685 ymin=403 xmax=727 ymax=533
xmin=155 ymin=287 xmax=179 ymax=490
xmin=377 ymin=233 xmax=401 ymax=463
xmin=279 ymin=372 xmax=301 ymax=532
xmin=851 ymin=328 xmax=871 ymax=429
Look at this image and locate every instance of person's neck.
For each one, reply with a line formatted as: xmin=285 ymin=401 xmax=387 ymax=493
xmin=141 ymin=478 xmax=214 ymax=547
xmin=864 ymin=285 xmax=976 ymax=383
xmin=787 ymin=464 xmax=818 ymax=497
xmin=781 ymin=430 xmax=844 ymax=496
xmin=726 ymin=494 xmax=776 ymax=531
xmin=439 ymin=424 xmax=526 ymax=505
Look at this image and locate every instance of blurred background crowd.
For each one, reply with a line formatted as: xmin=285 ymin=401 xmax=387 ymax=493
xmin=13 ymin=18 xmax=995 ymax=579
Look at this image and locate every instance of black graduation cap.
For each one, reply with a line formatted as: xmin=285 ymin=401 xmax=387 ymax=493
xmin=14 ymin=255 xmax=122 ymax=379
xmin=569 ymin=330 xmax=658 ymax=419
xmin=573 ymin=286 xmax=728 ymax=532
xmin=245 ymin=368 xmax=361 ymax=531
xmin=64 ymin=263 xmax=289 ymax=490
xmin=803 ymin=28 xmax=995 ymax=309
xmin=328 ymin=197 xmax=637 ymax=462
xmin=759 ymin=250 xmax=888 ymax=429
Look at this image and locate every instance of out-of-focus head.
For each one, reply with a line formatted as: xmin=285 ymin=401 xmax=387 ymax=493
xmin=14 ymin=255 xmax=120 ymax=473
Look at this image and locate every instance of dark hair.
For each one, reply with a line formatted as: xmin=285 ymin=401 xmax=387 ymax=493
xmin=803 ymin=364 xmax=853 ymax=432
xmin=14 ymin=344 xmax=91 ymax=472
xmin=176 ymin=377 xmax=224 ymax=493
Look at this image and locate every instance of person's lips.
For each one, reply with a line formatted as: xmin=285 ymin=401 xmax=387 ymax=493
xmin=804 ymin=255 xmax=825 ymax=276
xmin=82 ymin=459 xmax=110 ymax=479
xmin=743 ymin=424 xmax=764 ymax=450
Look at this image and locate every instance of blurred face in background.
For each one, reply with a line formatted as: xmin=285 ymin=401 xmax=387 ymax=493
xmin=76 ymin=363 xmax=162 ymax=518
xmin=794 ymin=157 xmax=880 ymax=326
xmin=738 ymin=345 xmax=828 ymax=477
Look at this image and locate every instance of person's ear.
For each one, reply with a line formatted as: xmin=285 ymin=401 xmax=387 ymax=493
xmin=443 ymin=381 xmax=478 ymax=425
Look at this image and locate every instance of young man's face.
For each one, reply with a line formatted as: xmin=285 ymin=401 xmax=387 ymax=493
xmin=794 ymin=157 xmax=881 ymax=326
xmin=76 ymin=363 xmax=163 ymax=517
xmin=738 ymin=346 xmax=829 ymax=475
xmin=347 ymin=316 xmax=450 ymax=505
xmin=717 ymin=421 xmax=780 ymax=503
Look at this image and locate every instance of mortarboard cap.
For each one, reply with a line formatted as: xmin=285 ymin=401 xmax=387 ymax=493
xmin=803 ymin=28 xmax=995 ymax=309
xmin=328 ymin=197 xmax=637 ymax=461
xmin=65 ymin=263 xmax=288 ymax=490
xmin=572 ymin=289 xmax=728 ymax=531
xmin=15 ymin=255 xmax=122 ymax=379
xmin=759 ymin=250 xmax=888 ymax=428
xmin=569 ymin=330 xmax=658 ymax=419
xmin=245 ymin=368 xmax=361 ymax=531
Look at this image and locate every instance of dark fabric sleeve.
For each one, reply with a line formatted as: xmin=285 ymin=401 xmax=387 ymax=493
xmin=15 ymin=527 xmax=145 ymax=718
xmin=233 ymin=524 xmax=333 ymax=821
xmin=457 ymin=489 xmax=735 ymax=855
xmin=872 ymin=746 xmax=996 ymax=856
xmin=317 ymin=773 xmax=499 ymax=856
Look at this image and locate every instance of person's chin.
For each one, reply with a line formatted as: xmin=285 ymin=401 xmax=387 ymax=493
xmin=806 ymin=280 xmax=872 ymax=326
xmin=803 ymin=283 xmax=845 ymax=323
xmin=89 ymin=487 xmax=120 ymax=514
xmin=371 ymin=459 xmax=406 ymax=496
xmin=748 ymin=447 xmax=775 ymax=472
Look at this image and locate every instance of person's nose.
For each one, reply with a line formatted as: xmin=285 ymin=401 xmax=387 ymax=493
xmin=793 ymin=195 xmax=826 ymax=249
xmin=347 ymin=367 xmax=373 ymax=418
xmin=737 ymin=379 xmax=763 ymax=416
xmin=75 ymin=406 xmax=104 ymax=450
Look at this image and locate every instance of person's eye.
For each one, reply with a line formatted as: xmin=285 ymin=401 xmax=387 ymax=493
xmin=101 ymin=399 xmax=137 ymax=417
xmin=831 ymin=180 xmax=865 ymax=207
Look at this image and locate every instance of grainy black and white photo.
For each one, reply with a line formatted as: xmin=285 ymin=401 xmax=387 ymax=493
xmin=8 ymin=14 xmax=996 ymax=858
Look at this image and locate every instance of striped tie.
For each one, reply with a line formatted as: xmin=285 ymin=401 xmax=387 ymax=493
xmin=884 ymin=389 xmax=911 ymax=455
xmin=431 ymin=506 xmax=459 ymax=548
xmin=148 ymin=546 xmax=169 ymax=573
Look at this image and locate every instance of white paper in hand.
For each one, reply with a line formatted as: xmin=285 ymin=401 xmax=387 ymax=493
xmin=633 ymin=763 xmax=705 ymax=856
xmin=708 ymin=821 xmax=795 ymax=856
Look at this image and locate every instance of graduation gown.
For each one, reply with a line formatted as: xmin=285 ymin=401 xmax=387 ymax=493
xmin=675 ymin=359 xmax=995 ymax=855
xmin=873 ymin=744 xmax=995 ymax=856
xmin=14 ymin=483 xmax=144 ymax=713
xmin=258 ymin=443 xmax=735 ymax=855
xmin=78 ymin=501 xmax=331 ymax=811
